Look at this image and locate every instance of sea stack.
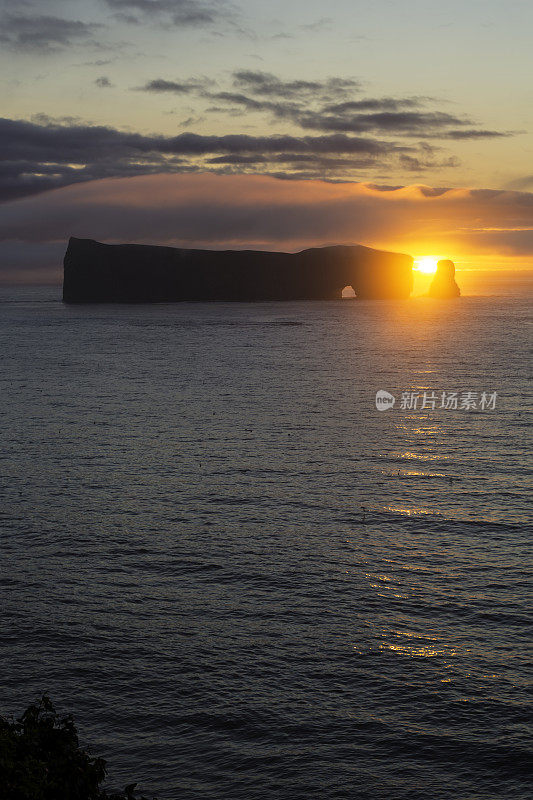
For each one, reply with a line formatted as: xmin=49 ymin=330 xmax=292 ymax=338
xmin=428 ymin=259 xmax=461 ymax=298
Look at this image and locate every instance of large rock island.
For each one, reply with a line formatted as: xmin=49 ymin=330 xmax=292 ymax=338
xmin=62 ymin=238 xmax=413 ymax=303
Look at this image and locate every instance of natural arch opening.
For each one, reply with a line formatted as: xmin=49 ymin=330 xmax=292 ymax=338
xmin=341 ymin=285 xmax=356 ymax=299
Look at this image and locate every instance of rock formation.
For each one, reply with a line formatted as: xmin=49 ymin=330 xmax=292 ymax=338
xmin=63 ymin=238 xmax=413 ymax=303
xmin=428 ymin=259 xmax=461 ymax=298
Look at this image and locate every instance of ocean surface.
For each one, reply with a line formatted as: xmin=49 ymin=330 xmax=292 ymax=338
xmin=1 ymin=283 xmax=531 ymax=799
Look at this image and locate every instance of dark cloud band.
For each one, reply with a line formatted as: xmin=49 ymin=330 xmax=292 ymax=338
xmin=0 ymin=116 xmax=430 ymax=202
xmin=104 ymin=0 xmax=230 ymax=26
xmin=0 ymin=13 xmax=100 ymax=52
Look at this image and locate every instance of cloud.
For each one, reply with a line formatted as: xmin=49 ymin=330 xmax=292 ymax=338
xmin=442 ymin=129 xmax=509 ymax=139
xmin=299 ymin=17 xmax=333 ymax=33
xmin=0 ymin=13 xmax=100 ymax=52
xmin=199 ymin=71 xmax=512 ymax=140
xmin=0 ymin=116 xmax=432 ymax=202
xmin=0 ymin=0 xmax=38 ymax=8
xmin=505 ymin=175 xmax=533 ymax=191
xmin=138 ymin=77 xmax=208 ymax=93
xmin=104 ymin=0 xmax=231 ymax=27
xmin=82 ymin=58 xmax=115 ymax=66
xmin=1 ymin=173 xmax=532 ymax=264
xmin=324 ymin=98 xmax=429 ymax=113
xmin=455 ymin=228 xmax=533 ymax=256
xmin=95 ymin=76 xmax=113 ymax=88
xmin=232 ymin=70 xmax=361 ymax=100
xmin=137 ymin=68 xmax=511 ymax=142
xmin=293 ymin=110 xmax=508 ymax=139
xmin=175 ymin=114 xmax=205 ymax=127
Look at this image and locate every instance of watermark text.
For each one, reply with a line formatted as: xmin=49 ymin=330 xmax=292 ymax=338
xmin=375 ymin=390 xmax=498 ymax=411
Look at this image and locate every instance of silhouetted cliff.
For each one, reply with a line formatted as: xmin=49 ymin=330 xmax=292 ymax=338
xmin=63 ymin=238 xmax=413 ymax=303
xmin=428 ymin=259 xmax=461 ymax=298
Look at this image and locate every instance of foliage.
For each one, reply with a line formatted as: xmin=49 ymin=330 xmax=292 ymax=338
xmin=0 ymin=695 xmax=157 ymax=800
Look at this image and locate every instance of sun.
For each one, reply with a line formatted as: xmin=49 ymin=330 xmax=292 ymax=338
xmin=414 ymin=256 xmax=440 ymax=275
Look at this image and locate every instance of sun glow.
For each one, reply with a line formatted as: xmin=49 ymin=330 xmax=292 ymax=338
xmin=414 ymin=256 xmax=440 ymax=275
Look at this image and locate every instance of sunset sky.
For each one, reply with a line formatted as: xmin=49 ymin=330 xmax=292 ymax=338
xmin=1 ymin=0 xmax=532 ymax=281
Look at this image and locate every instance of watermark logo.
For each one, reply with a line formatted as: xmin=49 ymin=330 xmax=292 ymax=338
xmin=375 ymin=390 xmax=498 ymax=411
xmin=375 ymin=390 xmax=396 ymax=411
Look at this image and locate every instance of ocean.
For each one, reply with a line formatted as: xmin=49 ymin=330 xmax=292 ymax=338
xmin=1 ymin=282 xmax=531 ymax=799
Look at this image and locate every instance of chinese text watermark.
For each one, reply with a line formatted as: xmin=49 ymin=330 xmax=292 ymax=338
xmin=375 ymin=390 xmax=498 ymax=412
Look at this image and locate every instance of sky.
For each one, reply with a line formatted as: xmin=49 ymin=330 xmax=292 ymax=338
xmin=1 ymin=0 xmax=532 ymax=281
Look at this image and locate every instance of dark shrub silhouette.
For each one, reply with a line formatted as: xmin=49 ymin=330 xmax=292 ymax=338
xmin=0 ymin=695 xmax=157 ymax=800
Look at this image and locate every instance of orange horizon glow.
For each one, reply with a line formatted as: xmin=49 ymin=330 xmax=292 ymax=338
xmin=413 ymin=256 xmax=441 ymax=275
xmin=1 ymin=174 xmax=532 ymax=276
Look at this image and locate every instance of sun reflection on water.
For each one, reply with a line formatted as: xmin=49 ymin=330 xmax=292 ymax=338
xmin=393 ymin=451 xmax=450 ymax=461
xmin=381 ymin=643 xmax=455 ymax=659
